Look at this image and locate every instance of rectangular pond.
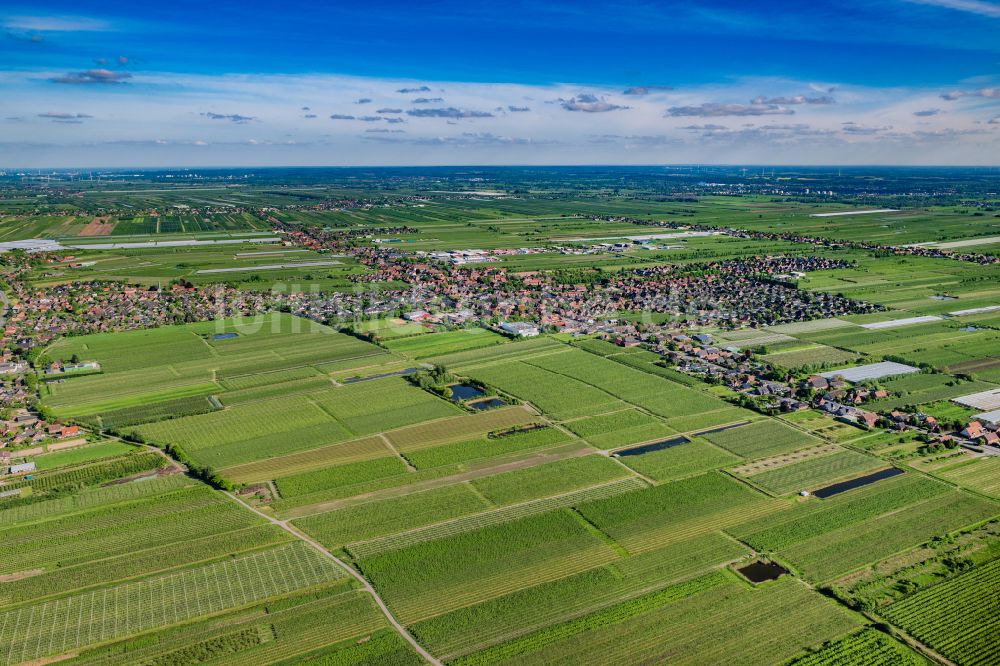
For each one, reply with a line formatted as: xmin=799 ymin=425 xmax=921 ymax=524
xmin=470 ymin=398 xmax=506 ymax=411
xmin=450 ymin=384 xmax=486 ymax=402
xmin=813 ymin=467 xmax=904 ymax=499
xmin=614 ymin=436 xmax=689 ymax=457
xmin=693 ymin=421 xmax=751 ymax=437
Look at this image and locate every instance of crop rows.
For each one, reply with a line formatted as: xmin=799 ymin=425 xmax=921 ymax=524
xmin=219 ymin=376 xmax=333 ymax=406
xmin=458 ymin=576 xmax=859 ymax=666
xmin=0 ymin=475 xmax=192 ymax=527
xmin=0 ymin=524 xmax=289 ymax=608
xmin=564 ymin=408 xmax=666 ymax=438
xmin=383 ymin=328 xmax=506 ymax=358
xmin=0 ymin=542 xmax=345 ymax=666
xmin=936 ymin=457 xmax=1000 ymax=498
xmin=700 ymin=420 xmax=821 ymax=459
xmin=403 ymin=426 xmax=571 ymax=470
xmin=310 ymin=378 xmax=460 ymax=435
xmin=758 ymin=486 xmax=997 ymax=581
xmin=788 ymin=628 xmax=923 ymax=665
xmin=577 ymin=472 xmax=784 ymax=554
xmin=429 ymin=336 xmax=564 ymax=370
xmin=542 ymin=348 xmax=722 ymax=413
xmin=295 ymin=483 xmax=493 ymax=548
xmin=468 ymin=360 xmax=623 ymax=420
xmin=524 ymin=349 xmax=728 ymax=419
xmin=345 ymin=477 xmax=646 ymax=559
xmin=356 ymin=510 xmax=622 ymax=622
xmin=96 ymin=395 xmax=219 ymax=429
xmin=747 ymin=449 xmax=883 ymax=495
xmin=221 ymin=436 xmax=390 ymax=483
xmin=385 ymin=406 xmax=537 ymax=451
xmin=219 ymin=365 xmax=321 ymax=391
xmin=65 ymin=583 xmax=357 ymax=666
xmin=133 ymin=395 xmax=335 ymax=451
xmin=188 ymin=421 xmax=355 ymax=469
xmin=619 ymin=440 xmax=741 ymax=483
xmin=50 ymin=360 xmax=207 ymax=399
xmin=469 ymin=456 xmax=631 ymax=506
xmin=275 ymin=456 xmax=408 ymax=499
xmin=412 ymin=532 xmax=748 ymax=659
xmin=391 ymin=542 xmax=620 ymax=624
xmin=0 ymin=490 xmax=260 ymax=574
xmin=734 ymin=475 xmax=950 ymax=551
xmin=882 ymin=557 xmax=1000 ymax=665
xmin=450 ymin=573 xmax=730 ymax=666
xmin=6 ymin=452 xmax=167 ymax=495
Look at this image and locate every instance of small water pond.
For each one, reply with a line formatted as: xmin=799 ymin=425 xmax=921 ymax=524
xmin=614 ymin=436 xmax=689 ymax=457
xmin=469 ymin=397 xmax=506 ymax=411
xmin=738 ymin=561 xmax=789 ymax=583
xmin=450 ymin=384 xmax=486 ymax=401
xmin=813 ymin=467 xmax=904 ymax=499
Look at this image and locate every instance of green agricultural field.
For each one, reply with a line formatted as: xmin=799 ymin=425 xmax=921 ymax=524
xmin=401 ymin=426 xmax=575 ymax=469
xmin=732 ymin=473 xmax=999 ymax=582
xmin=43 ymin=313 xmax=394 ymax=424
xmin=577 ymin=472 xmax=787 ymax=555
xmin=468 ymin=455 xmax=630 ymax=505
xmin=0 ymin=439 xmax=370 ymax=666
xmin=339 ymin=478 xmax=645 ymax=561
xmin=28 ymin=241 xmax=367 ymax=291
xmin=356 ymin=509 xmax=622 ymax=623
xmin=867 ymin=373 xmax=998 ymax=411
xmin=353 ymin=316 xmax=434 ymax=338
xmin=787 ymin=628 xmax=926 ymax=665
xmin=779 ymin=410 xmax=868 ymax=443
xmin=15 ymin=180 xmax=1000 ymax=664
xmin=616 ymin=439 xmax=741 ymax=482
xmin=32 ymin=440 xmax=136 ymax=470
xmin=221 ymin=435 xmax=392 ymax=483
xmin=931 ymin=456 xmax=1000 ymax=498
xmin=383 ymin=327 xmax=507 ymax=358
xmin=409 ymin=533 xmax=748 ymax=659
xmin=700 ymin=419 xmax=823 ymax=459
xmin=0 ymin=542 xmax=345 ymax=665
xmin=275 ymin=456 xmax=410 ymax=499
xmin=745 ymin=449 xmax=885 ymax=495
xmin=467 ymin=359 xmax=624 ymax=419
xmin=129 ymin=374 xmax=458 ymax=469
xmin=466 ymin=344 xmax=733 ymax=423
xmin=452 ymin=574 xmax=861 ymax=666
xmin=563 ymin=408 xmax=676 ymax=449
xmin=882 ymin=557 xmax=1000 ymax=665
xmin=294 ymin=483 xmax=495 ymax=549
xmin=762 ymin=344 xmax=860 ymax=370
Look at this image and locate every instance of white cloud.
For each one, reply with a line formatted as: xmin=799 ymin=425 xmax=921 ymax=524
xmin=905 ymin=0 xmax=1000 ymax=18
xmin=3 ymin=15 xmax=112 ymax=32
xmin=2 ymin=71 xmax=998 ymax=166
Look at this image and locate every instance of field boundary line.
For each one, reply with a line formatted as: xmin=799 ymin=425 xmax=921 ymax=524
xmin=867 ymin=612 xmax=957 ymax=666
xmin=461 ymin=480 xmax=497 ymax=509
xmin=221 ymin=490 xmax=442 ymax=666
xmin=277 ymin=441 xmax=595 ymax=519
xmin=435 ymin=554 xmax=748 ymax=661
xmin=342 ymin=476 xmax=642 ymax=557
xmin=379 ymin=433 xmax=416 ymax=472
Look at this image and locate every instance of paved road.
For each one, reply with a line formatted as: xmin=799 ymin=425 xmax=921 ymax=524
xmin=222 ymin=491 xmax=443 ymax=666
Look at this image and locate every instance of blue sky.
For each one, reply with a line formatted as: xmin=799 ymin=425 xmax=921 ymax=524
xmin=3 ymin=0 xmax=1000 ymax=166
